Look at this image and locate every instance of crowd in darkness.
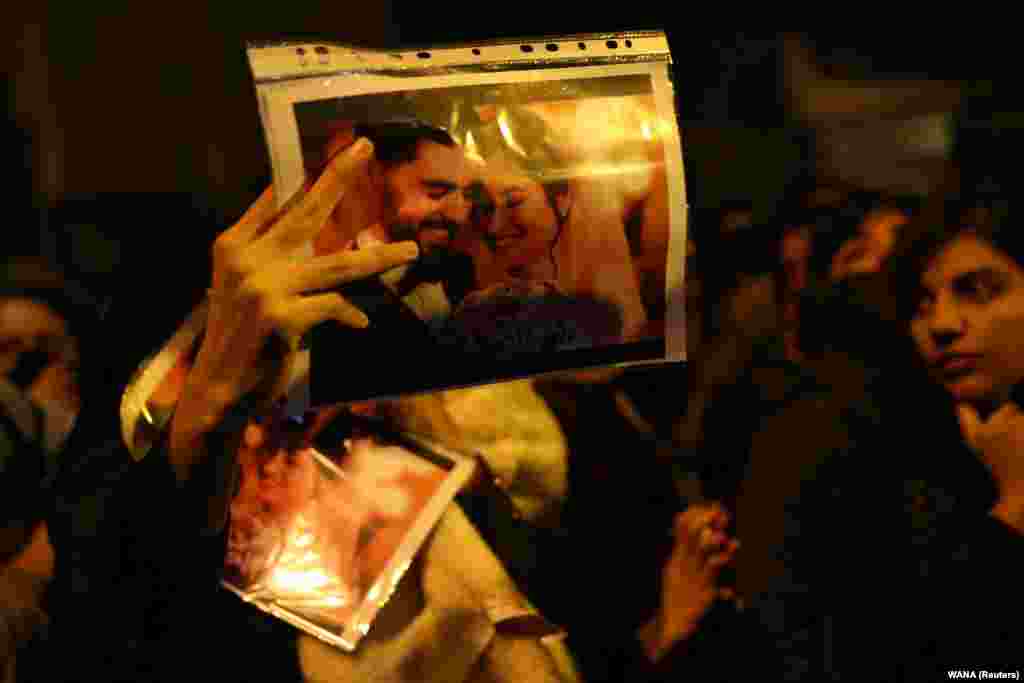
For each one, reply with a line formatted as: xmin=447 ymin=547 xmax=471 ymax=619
xmin=2 ymin=36 xmax=1022 ymax=683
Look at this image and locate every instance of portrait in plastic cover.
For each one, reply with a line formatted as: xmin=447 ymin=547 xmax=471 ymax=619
xmin=222 ymin=411 xmax=475 ymax=651
xmin=248 ymin=35 xmax=688 ymax=405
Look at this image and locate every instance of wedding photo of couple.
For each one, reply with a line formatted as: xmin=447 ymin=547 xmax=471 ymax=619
xmin=294 ymin=77 xmax=683 ymax=403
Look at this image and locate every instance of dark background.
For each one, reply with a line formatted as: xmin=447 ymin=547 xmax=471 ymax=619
xmin=4 ymin=7 xmax=1020 ymax=331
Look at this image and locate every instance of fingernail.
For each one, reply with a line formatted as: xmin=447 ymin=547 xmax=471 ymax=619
xmin=352 ymin=137 xmax=374 ymax=160
xmin=399 ymin=241 xmax=420 ymax=260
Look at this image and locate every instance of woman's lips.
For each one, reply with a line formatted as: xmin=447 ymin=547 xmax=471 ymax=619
xmin=491 ymin=227 xmax=526 ymax=250
xmin=935 ymin=354 xmax=982 ymax=377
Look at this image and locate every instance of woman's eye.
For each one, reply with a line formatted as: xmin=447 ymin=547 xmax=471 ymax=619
xmin=956 ymin=272 xmax=1004 ymax=303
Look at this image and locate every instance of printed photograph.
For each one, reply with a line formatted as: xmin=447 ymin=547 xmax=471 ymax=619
xmin=223 ymin=417 xmax=462 ymax=645
xmin=287 ymin=75 xmax=684 ymax=404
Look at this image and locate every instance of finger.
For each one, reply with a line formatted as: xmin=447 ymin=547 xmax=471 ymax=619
xmin=356 ymin=224 xmax=389 ymax=249
xmin=334 ymin=166 xmax=383 ymax=247
xmin=706 ymin=553 xmax=736 ymax=573
xmin=228 ymin=186 xmax=281 ymax=244
xmin=706 ymin=552 xmax=732 ymax=570
xmin=708 ymin=507 xmax=731 ymax=530
xmin=704 ymin=500 xmax=725 ymax=514
xmin=956 ymin=402 xmax=983 ymax=448
xmin=717 ymin=587 xmax=738 ymax=602
xmin=277 ymin=241 xmax=420 ymax=295
xmin=707 ymin=540 xmax=741 ymax=567
xmin=280 ymin=292 xmax=370 ymax=347
xmin=682 ymin=512 xmax=706 ymax=544
xmin=244 ymin=422 xmax=268 ymax=450
xmin=705 ymin=500 xmax=729 ymax=519
xmin=991 ymin=400 xmax=1023 ymax=424
xmin=699 ymin=529 xmax=730 ymax=555
xmin=682 ymin=512 xmax=714 ymax=548
xmin=267 ymin=138 xmax=375 ymax=251
xmin=693 ymin=507 xmax=723 ymax=537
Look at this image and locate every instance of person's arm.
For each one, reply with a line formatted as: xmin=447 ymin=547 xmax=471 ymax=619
xmin=166 ymin=139 xmax=419 ymax=529
xmin=424 ymin=505 xmax=574 ymax=682
xmin=646 ymin=505 xmax=736 ymax=655
xmin=295 ymin=504 xmax=574 ymax=683
xmin=957 ymin=400 xmax=1024 ymax=539
xmin=940 ymin=402 xmax=1024 ymax=607
xmin=557 ymin=177 xmax=649 ymax=342
xmin=578 ymin=500 xmax=761 ymax=683
xmin=623 ymin=597 xmax=770 ymax=683
xmin=442 ymin=381 xmax=569 ymax=527
xmin=658 ymin=402 xmax=883 ymax=681
xmin=35 ymin=142 xmax=419 ymax=683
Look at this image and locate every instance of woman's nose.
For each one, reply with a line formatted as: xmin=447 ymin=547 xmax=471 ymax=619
xmin=928 ymin=295 xmax=966 ymax=345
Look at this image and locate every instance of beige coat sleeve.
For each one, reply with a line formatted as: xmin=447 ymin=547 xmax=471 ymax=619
xmin=297 ymin=504 xmax=577 ymax=683
xmin=440 ymin=381 xmax=569 ymax=527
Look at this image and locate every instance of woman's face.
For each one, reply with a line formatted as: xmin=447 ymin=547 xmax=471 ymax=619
xmin=476 ymin=152 xmax=560 ymax=280
xmin=911 ymin=234 xmax=1024 ymax=405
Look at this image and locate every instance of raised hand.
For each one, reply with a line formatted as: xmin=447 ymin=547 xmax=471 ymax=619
xmin=169 ymin=138 xmax=419 ymax=482
xmin=642 ymin=502 xmax=740 ymax=661
xmin=958 ymin=401 xmax=1024 ymax=531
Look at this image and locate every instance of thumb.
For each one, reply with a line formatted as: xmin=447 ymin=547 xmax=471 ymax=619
xmin=671 ymin=512 xmax=688 ymax=542
xmin=356 ymin=224 xmax=389 ymax=249
xmin=956 ymin=402 xmax=983 ymax=450
xmin=992 ymin=399 xmax=1024 ymax=423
